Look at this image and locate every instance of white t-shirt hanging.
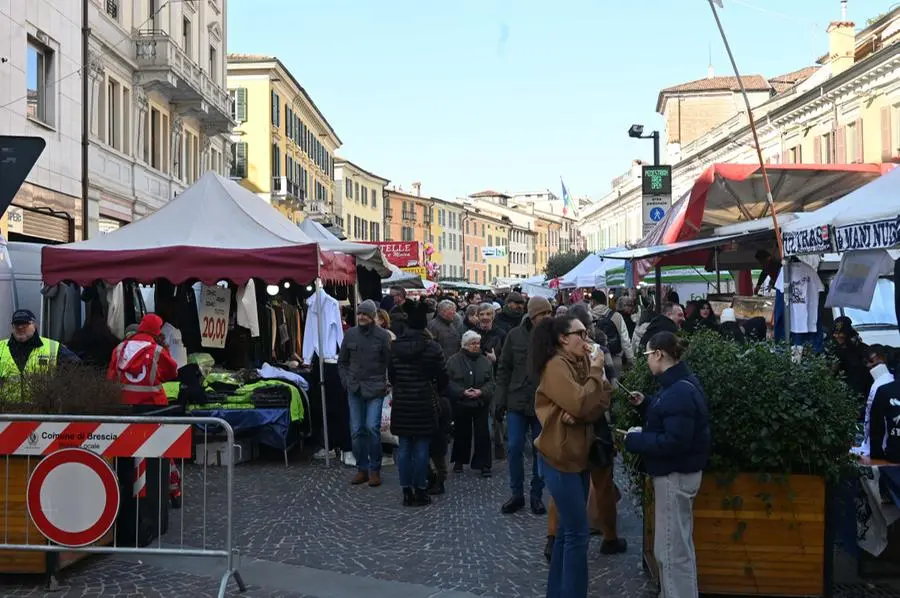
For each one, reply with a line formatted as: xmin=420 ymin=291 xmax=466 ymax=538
xmin=825 ymin=250 xmax=894 ymax=311
xmin=774 ymin=261 xmax=825 ymax=334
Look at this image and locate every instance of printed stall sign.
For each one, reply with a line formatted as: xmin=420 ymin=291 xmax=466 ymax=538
xmin=199 ymin=284 xmax=231 ymax=349
xmin=834 ymin=218 xmax=900 ymax=253
xmin=364 ymin=241 xmax=420 ymax=268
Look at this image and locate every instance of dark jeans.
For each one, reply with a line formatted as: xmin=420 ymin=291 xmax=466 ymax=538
xmin=507 ymin=411 xmax=544 ymax=501
xmin=430 ymin=432 xmax=448 ymax=482
xmin=452 ymin=405 xmax=491 ymax=470
xmin=348 ymin=393 xmax=384 ymax=472
xmin=543 ymin=461 xmax=590 ymax=598
xmin=397 ymin=436 xmax=430 ymax=490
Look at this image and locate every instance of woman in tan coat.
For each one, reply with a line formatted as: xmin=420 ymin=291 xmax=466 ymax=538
xmin=531 ymin=314 xmax=613 ymax=598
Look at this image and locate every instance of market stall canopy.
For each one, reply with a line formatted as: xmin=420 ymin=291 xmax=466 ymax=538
xmin=634 ymin=163 xmax=892 ymax=282
xmin=559 ymin=248 xmax=627 ymax=289
xmin=42 ymin=172 xmax=321 ymax=286
xmin=440 ymin=281 xmax=491 ymax=292
xmin=298 ymin=219 xmax=392 ymax=277
xmin=781 ymin=164 xmax=900 ymax=255
xmin=381 ymin=266 xmax=424 ymax=290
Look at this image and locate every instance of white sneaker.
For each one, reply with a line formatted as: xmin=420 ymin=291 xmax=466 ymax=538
xmin=381 ymin=455 xmax=395 ymax=467
xmin=312 ymin=447 xmax=330 ymax=460
xmin=342 ymin=452 xmax=357 ymax=467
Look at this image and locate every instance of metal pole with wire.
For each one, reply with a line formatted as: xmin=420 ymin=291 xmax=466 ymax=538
xmin=707 ymin=0 xmax=785 ymax=260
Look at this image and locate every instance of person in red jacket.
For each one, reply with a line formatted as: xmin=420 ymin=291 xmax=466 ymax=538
xmin=107 ymin=314 xmax=179 ymax=406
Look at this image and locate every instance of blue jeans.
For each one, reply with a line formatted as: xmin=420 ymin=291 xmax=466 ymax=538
xmin=348 ymin=393 xmax=385 ymax=472
xmin=507 ymin=411 xmax=544 ymax=501
xmin=397 ymin=436 xmax=430 ymax=489
xmin=543 ymin=461 xmax=590 ymax=598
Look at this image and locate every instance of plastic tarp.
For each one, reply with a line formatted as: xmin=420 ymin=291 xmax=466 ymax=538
xmin=42 ymin=172 xmax=322 ymax=286
xmin=782 ymin=164 xmax=900 ymax=255
xmin=298 ymin=219 xmax=391 ymax=277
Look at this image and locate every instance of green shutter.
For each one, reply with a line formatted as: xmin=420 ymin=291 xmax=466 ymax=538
xmin=235 ymin=142 xmax=248 ymax=179
xmin=236 ymin=88 xmax=248 ymax=122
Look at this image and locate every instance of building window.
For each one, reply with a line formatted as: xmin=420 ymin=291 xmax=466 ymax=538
xmin=362 ymin=187 xmax=368 ymax=206
xmin=105 ymin=78 xmax=119 ymax=149
xmin=182 ymin=18 xmax=192 ymax=59
xmin=208 ymin=46 xmax=217 ymax=82
xmin=271 ymin=91 xmax=280 ymax=127
xmin=821 ymin=133 xmax=832 ymax=164
xmin=354 ymin=182 xmax=359 ymax=201
xmin=26 ymin=38 xmax=53 ymax=125
xmin=371 ymin=189 xmax=377 ymax=209
xmin=149 ymin=107 xmax=161 ymax=170
xmin=105 ymin=0 xmax=119 ymax=21
xmin=230 ymin=88 xmax=247 ymax=122
xmin=271 ymin=143 xmax=280 ymax=178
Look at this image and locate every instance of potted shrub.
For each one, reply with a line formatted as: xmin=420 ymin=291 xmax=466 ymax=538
xmin=614 ymin=331 xmax=857 ymax=597
xmin=0 ymin=363 xmax=123 ymax=576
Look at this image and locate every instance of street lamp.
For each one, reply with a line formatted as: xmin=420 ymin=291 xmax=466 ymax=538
xmin=627 ymin=124 xmax=660 ymax=166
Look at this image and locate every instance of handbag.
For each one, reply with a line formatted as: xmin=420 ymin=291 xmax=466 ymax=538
xmin=588 ymin=419 xmax=615 ymax=469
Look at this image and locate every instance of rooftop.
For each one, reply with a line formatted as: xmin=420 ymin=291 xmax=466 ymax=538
xmin=469 ymin=190 xmax=511 ymax=199
xmin=768 ymin=66 xmax=819 ymax=94
xmin=656 ymin=75 xmax=771 ymax=113
xmin=333 ymin=157 xmax=389 ymax=184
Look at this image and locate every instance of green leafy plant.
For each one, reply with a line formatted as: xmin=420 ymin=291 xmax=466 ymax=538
xmin=612 ymin=331 xmax=858 ymax=503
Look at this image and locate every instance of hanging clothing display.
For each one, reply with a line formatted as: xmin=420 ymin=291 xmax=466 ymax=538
xmin=305 ymin=356 xmax=351 ymax=452
xmin=774 ymin=261 xmax=825 ymax=334
xmin=237 ymin=280 xmax=260 ymax=338
xmin=106 ymin=282 xmax=126 ymax=339
xmin=265 ymin=299 xmax=303 ymax=363
xmin=302 ymin=289 xmax=343 ymax=365
xmin=41 ymin=283 xmax=81 ymax=343
xmin=826 ymin=250 xmax=894 ymax=311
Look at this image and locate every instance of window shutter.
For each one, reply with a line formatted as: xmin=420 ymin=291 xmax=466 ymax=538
xmin=236 ymin=88 xmax=247 ymax=122
xmin=881 ymin=106 xmax=893 ymax=161
xmin=813 ymin=136 xmax=821 ymax=164
xmin=235 ymin=142 xmax=247 ymax=178
xmin=835 ymin=126 xmax=846 ymax=163
xmin=856 ymin=118 xmax=865 ymax=163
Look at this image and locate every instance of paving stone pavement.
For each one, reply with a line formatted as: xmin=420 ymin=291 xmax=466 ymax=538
xmin=2 ymin=454 xmax=900 ymax=597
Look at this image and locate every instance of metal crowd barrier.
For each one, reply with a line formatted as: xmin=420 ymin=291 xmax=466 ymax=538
xmin=0 ymin=413 xmax=245 ymax=597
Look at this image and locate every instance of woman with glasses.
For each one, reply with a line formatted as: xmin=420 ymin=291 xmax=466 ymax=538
xmin=531 ymin=314 xmax=612 ymax=598
xmin=626 ymin=331 xmax=710 ymax=598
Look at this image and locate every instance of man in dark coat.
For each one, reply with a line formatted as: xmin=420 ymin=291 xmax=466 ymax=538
xmin=638 ymin=302 xmax=684 ymax=353
xmin=427 ymin=299 xmax=463 ymax=361
xmin=494 ymin=292 xmax=525 ymax=337
xmin=495 ymin=296 xmax=554 ymax=515
xmin=389 ymin=300 xmax=449 ymax=506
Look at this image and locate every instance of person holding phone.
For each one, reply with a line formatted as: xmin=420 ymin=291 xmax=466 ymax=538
xmin=625 ymin=332 xmax=710 ymax=598
xmin=531 ymin=314 xmax=613 ymax=598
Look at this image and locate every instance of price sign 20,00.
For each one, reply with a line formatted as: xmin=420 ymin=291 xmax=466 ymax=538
xmin=202 ymin=316 xmax=227 ymax=344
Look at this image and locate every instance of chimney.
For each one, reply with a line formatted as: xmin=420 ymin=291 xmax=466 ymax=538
xmin=827 ymin=2 xmax=855 ymax=77
xmin=707 ymin=64 xmax=714 ymax=79
xmin=412 ymin=181 xmax=421 ymax=196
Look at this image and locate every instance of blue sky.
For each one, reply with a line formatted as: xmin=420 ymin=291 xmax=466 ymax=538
xmin=228 ymin=0 xmax=898 ymax=202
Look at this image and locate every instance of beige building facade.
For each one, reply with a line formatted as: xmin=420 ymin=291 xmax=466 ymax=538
xmin=334 ymin=159 xmax=387 ymax=241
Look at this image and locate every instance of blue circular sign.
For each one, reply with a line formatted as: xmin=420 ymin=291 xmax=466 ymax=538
xmin=649 ymin=207 xmax=666 ymax=222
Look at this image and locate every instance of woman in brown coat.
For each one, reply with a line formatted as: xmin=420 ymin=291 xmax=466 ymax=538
xmin=532 ymin=314 xmax=613 ymax=598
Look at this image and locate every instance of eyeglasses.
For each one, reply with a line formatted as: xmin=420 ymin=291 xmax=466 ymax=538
xmin=643 ymin=349 xmax=660 ymax=356
xmin=564 ymin=330 xmax=589 ymax=340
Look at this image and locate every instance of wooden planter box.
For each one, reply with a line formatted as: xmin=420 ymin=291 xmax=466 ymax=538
xmin=643 ymin=473 xmax=827 ymax=597
xmin=0 ymin=456 xmax=114 ymax=575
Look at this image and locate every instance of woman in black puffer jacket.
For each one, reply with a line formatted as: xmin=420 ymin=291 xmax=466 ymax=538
xmin=389 ymin=300 xmax=449 ymax=507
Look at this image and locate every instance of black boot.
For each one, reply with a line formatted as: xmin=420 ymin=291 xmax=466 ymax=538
xmin=428 ymin=481 xmax=446 ymax=495
xmin=530 ymin=498 xmax=547 ymax=515
xmin=414 ymin=488 xmax=432 ymax=506
xmin=600 ymin=538 xmax=628 ymax=555
xmin=544 ymin=536 xmax=555 ymax=563
xmin=501 ymin=495 xmax=525 ymax=514
xmin=402 ymin=487 xmax=414 ymax=507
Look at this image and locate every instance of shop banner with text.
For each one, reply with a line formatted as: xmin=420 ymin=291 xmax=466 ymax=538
xmin=199 ymin=285 xmax=231 ymax=349
xmin=364 ymin=241 xmax=420 ymax=267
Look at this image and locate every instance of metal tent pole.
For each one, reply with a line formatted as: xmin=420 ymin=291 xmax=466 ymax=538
xmin=314 ymin=279 xmax=330 ymax=468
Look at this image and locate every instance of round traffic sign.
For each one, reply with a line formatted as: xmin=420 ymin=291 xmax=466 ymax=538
xmin=650 ymin=207 xmax=666 ymax=222
xmin=27 ymin=448 xmax=120 ymax=548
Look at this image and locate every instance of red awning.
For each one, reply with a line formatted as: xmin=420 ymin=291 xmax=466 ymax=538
xmin=634 ymin=163 xmax=893 ymax=282
xmin=42 ymin=172 xmax=324 ymax=286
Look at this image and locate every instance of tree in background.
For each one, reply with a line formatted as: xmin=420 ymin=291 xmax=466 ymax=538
xmin=544 ymin=250 xmax=591 ymax=279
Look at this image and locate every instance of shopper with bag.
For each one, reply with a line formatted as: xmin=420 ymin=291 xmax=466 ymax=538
xmin=531 ymin=314 xmax=612 ymax=598
xmin=389 ymin=300 xmax=449 ymax=507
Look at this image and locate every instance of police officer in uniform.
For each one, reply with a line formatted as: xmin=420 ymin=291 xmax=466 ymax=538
xmin=0 ymin=309 xmax=78 ymax=388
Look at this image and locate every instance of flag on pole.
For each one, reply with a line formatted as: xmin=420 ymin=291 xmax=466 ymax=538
xmin=712 ymin=0 xmax=724 ymax=7
xmin=560 ymin=178 xmax=572 ymax=216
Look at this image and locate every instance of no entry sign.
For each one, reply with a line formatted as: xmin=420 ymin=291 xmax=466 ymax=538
xmin=27 ymin=448 xmax=120 ymax=547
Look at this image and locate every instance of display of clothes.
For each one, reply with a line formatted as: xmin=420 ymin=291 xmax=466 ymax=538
xmin=304 ymin=356 xmax=350 ymax=452
xmin=826 ymin=250 xmax=895 ymax=311
xmin=301 ymin=289 xmax=343 ymax=365
xmin=775 ymin=261 xmax=825 ymax=334
xmin=263 ymin=299 xmax=303 ymax=363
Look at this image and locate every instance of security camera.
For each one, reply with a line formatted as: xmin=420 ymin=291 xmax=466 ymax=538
xmin=628 ymin=124 xmax=645 ymax=138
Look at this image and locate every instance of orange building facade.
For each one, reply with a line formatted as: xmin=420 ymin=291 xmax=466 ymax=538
xmin=384 ymin=189 xmax=433 ymax=250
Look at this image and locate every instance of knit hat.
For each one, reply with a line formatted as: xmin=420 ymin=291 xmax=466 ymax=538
xmin=720 ymin=308 xmax=737 ymax=324
xmin=138 ymin=313 xmax=164 ymax=336
xmin=506 ymin=291 xmax=525 ymax=305
xmin=527 ymin=296 xmax=553 ymax=320
xmin=356 ymin=300 xmax=377 ymax=317
xmin=403 ymin=300 xmax=428 ymax=330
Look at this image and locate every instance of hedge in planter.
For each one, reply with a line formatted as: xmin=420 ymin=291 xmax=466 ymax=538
xmin=0 ymin=363 xmax=123 ymax=575
xmin=613 ymin=331 xmax=858 ymax=597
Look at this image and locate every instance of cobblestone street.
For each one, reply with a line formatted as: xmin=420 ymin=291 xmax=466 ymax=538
xmin=1 ymin=456 xmax=899 ymax=597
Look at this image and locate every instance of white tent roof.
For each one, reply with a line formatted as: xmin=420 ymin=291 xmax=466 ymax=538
xmin=297 ymin=219 xmax=391 ymax=276
xmin=559 ymin=249 xmax=626 ymax=289
xmin=782 ymin=165 xmax=900 ymax=255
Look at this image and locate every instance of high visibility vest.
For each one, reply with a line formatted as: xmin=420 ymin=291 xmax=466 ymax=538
xmin=0 ymin=338 xmax=59 ymax=380
xmin=117 ymin=344 xmax=165 ymax=393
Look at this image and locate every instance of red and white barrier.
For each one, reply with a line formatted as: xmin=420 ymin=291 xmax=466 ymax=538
xmin=133 ymin=457 xmax=147 ymax=498
xmin=0 ymin=422 xmax=191 ymax=459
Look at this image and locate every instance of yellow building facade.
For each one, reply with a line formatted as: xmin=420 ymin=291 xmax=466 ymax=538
xmin=226 ymin=55 xmax=341 ymax=224
xmin=334 ymin=159 xmax=388 ymax=242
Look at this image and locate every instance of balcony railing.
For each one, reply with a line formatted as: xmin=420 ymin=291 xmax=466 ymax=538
xmin=402 ymin=210 xmax=416 ymax=222
xmin=384 ymin=207 xmax=393 ymax=220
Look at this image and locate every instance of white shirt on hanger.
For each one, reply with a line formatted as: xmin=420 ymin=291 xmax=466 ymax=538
xmin=161 ymin=322 xmax=187 ymax=369
xmin=775 ymin=261 xmax=825 ymax=334
xmin=826 ymin=250 xmax=894 ymax=311
xmin=302 ymin=288 xmax=343 ymax=365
